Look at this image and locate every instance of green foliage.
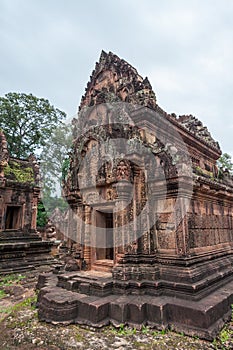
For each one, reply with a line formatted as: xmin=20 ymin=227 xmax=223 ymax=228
xmin=38 ymin=122 xmax=71 ymax=221
xmin=0 ymin=92 xmax=71 ymax=194
xmin=152 ymin=328 xmax=167 ymax=336
xmin=39 ymin=122 xmax=72 ymax=192
xmin=0 ymin=295 xmax=36 ymax=315
xmin=62 ymin=157 xmax=70 ymax=181
xmin=42 ymin=191 xmax=68 ymax=215
xmin=37 ymin=189 xmax=68 ymax=228
xmin=217 ymin=153 xmax=233 ymax=174
xmin=37 ymin=201 xmax=48 ymax=227
xmin=0 ymin=274 xmax=25 ymax=302
xmin=0 ymin=92 xmax=66 ymax=158
xmin=141 ymin=325 xmax=149 ymax=334
xmin=219 ymin=328 xmax=230 ymax=343
xmin=4 ymin=160 xmax=34 ymax=183
xmin=75 ymin=332 xmax=85 ymax=342
xmin=110 ymin=324 xmax=137 ymax=336
xmin=117 ymin=323 xmax=127 ymax=335
xmin=0 ymin=290 xmax=6 ymax=299
xmin=212 ymin=305 xmax=233 ymax=349
xmin=0 ymin=275 xmax=33 ymax=318
xmin=195 ymin=166 xmax=214 ymax=179
xmin=0 ymin=274 xmax=25 ymax=287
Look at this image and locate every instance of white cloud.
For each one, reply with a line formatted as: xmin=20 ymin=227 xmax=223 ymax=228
xmin=0 ymin=0 xmax=232 ymax=155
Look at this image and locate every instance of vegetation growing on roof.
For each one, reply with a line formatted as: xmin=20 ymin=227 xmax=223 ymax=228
xmin=4 ymin=160 xmax=34 ymax=183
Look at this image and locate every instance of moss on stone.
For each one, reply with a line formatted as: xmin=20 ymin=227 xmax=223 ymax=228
xmin=4 ymin=161 xmax=34 ymax=183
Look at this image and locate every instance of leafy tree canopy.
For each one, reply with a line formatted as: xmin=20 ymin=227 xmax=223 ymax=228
xmin=0 ymin=92 xmax=66 ymax=158
xmin=0 ymin=92 xmax=72 ymax=228
xmin=217 ymin=153 xmax=233 ymax=174
xmin=39 ymin=122 xmax=72 ymax=193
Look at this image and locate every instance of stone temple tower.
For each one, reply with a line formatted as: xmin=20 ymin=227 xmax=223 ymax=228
xmin=38 ymin=51 xmax=233 ymax=340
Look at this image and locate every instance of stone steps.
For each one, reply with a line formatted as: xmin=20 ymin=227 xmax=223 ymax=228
xmin=57 ymin=271 xmax=113 ymax=297
xmin=37 ymin=278 xmax=233 ymax=340
xmin=0 ymin=230 xmax=42 ymax=243
xmin=92 ymin=259 xmax=113 ymax=273
xmin=0 ymin=239 xmax=54 ymax=275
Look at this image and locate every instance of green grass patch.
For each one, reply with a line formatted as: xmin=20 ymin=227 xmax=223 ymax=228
xmin=110 ymin=324 xmax=137 ymax=336
xmin=0 ymin=295 xmax=36 ymax=316
xmin=0 ymin=274 xmax=25 ymax=287
xmin=0 ymin=290 xmax=7 ymax=299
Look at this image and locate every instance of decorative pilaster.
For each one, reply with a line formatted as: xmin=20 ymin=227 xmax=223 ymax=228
xmin=83 ymin=205 xmax=92 ymax=269
xmin=114 ymin=180 xmax=132 ymax=261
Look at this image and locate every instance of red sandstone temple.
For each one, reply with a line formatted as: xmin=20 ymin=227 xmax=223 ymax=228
xmin=38 ymin=51 xmax=233 ymax=339
xmin=0 ymin=131 xmax=53 ymax=273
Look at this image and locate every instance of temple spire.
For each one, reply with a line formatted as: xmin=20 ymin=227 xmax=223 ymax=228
xmin=79 ymin=51 xmax=157 ymax=110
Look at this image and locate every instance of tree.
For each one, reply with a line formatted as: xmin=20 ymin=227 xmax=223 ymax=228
xmin=38 ymin=121 xmax=72 ymax=225
xmin=39 ymin=122 xmax=72 ymax=193
xmin=37 ymin=195 xmax=69 ymax=228
xmin=0 ymin=92 xmax=66 ymax=158
xmin=0 ymin=92 xmax=70 ymax=227
xmin=37 ymin=201 xmax=48 ymax=227
xmin=217 ymin=153 xmax=233 ymax=174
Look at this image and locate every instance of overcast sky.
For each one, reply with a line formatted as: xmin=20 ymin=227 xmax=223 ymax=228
xmin=0 ymin=0 xmax=233 ymax=156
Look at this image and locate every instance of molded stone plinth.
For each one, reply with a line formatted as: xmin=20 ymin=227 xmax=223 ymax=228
xmin=37 ymin=271 xmax=233 ymax=340
xmin=0 ymin=235 xmax=54 ymax=274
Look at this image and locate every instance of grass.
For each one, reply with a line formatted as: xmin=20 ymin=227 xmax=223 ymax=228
xmin=212 ymin=304 xmax=233 ymax=349
xmin=1 ymin=272 xmax=233 ymax=349
xmin=0 ymin=273 xmax=34 ymax=318
xmin=0 ymin=274 xmax=26 ymax=303
xmin=110 ymin=324 xmax=167 ymax=338
xmin=109 ymin=324 xmax=137 ymax=336
xmin=0 ymin=295 xmax=37 ymax=316
xmin=0 ymin=290 xmax=7 ymax=300
xmin=0 ymin=274 xmax=25 ymax=287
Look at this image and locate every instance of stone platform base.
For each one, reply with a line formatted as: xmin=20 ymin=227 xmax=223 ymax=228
xmin=0 ymin=230 xmax=54 ymax=274
xmin=37 ymin=271 xmax=233 ymax=340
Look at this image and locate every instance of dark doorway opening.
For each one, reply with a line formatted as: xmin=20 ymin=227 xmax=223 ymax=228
xmin=106 ymin=213 xmax=114 ymax=260
xmin=96 ymin=211 xmax=114 ymax=260
xmin=5 ymin=206 xmax=21 ymax=230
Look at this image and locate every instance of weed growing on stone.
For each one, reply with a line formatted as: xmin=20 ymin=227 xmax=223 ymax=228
xmin=212 ymin=304 xmax=233 ymax=349
xmin=110 ymin=324 xmax=137 ymax=336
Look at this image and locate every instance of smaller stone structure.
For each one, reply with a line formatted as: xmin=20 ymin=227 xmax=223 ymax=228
xmin=0 ymin=131 xmax=53 ymax=274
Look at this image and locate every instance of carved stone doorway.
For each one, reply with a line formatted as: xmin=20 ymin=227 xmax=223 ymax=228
xmin=92 ymin=210 xmax=114 ymax=272
xmin=5 ymin=205 xmax=21 ymax=230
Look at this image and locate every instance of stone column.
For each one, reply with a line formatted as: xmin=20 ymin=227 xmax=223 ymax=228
xmin=83 ymin=205 xmax=92 ymax=269
xmin=173 ymin=177 xmax=193 ymax=256
xmin=114 ymin=180 xmax=132 ymax=262
xmin=31 ymin=187 xmax=40 ymax=231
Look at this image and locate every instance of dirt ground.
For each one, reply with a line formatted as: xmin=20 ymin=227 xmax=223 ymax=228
xmin=0 ymin=270 xmax=233 ymax=350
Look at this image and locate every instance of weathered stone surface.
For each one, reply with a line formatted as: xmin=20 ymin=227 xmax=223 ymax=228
xmin=38 ymin=288 xmax=81 ymax=323
xmin=0 ymin=131 xmax=53 ymax=274
xmin=37 ymin=271 xmax=233 ymax=339
xmin=37 ymin=51 xmax=233 ymax=339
